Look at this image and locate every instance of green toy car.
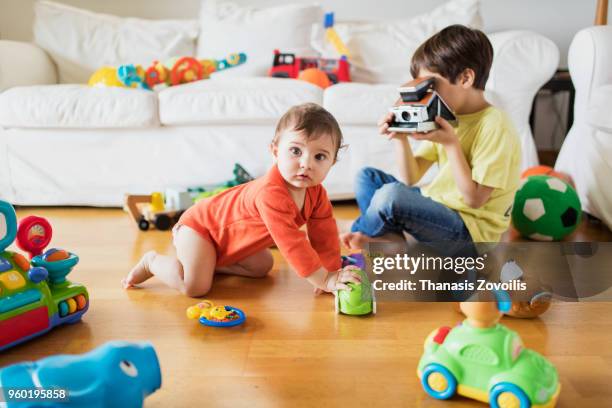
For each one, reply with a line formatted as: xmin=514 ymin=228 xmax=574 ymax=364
xmin=335 ymin=268 xmax=376 ymax=315
xmin=417 ymin=321 xmax=560 ymax=407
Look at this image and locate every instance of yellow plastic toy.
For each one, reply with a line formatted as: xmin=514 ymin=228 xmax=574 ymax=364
xmin=324 ymin=12 xmax=350 ymax=58
xmin=88 ymin=66 xmax=124 ymax=88
xmin=186 ymin=300 xmax=245 ymax=327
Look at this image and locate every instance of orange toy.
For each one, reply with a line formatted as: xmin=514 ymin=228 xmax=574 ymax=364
xmin=298 ymin=68 xmax=332 ymax=89
xmin=521 ymin=165 xmax=574 ymax=187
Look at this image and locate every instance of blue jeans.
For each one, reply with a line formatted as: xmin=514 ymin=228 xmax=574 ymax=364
xmin=351 ymin=167 xmax=473 ymax=245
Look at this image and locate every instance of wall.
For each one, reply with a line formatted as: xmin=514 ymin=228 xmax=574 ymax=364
xmin=0 ymin=0 xmax=608 ymax=68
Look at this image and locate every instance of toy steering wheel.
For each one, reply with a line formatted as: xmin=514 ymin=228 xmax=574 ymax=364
xmin=16 ymin=216 xmax=52 ymax=259
xmin=170 ymin=57 xmax=203 ymax=85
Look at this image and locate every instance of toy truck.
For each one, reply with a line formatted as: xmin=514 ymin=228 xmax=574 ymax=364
xmin=124 ymin=191 xmax=189 ymax=231
xmin=268 ymin=50 xmax=351 ymax=84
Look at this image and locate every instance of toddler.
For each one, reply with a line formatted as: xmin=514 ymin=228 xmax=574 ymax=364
xmin=124 ymin=103 xmax=360 ymax=296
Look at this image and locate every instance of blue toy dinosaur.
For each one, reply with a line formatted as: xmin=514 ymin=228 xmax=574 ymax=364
xmin=0 ymin=341 xmax=161 ymax=407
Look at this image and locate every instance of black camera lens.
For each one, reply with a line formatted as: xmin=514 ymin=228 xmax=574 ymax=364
xmin=401 ymin=111 xmax=411 ymax=120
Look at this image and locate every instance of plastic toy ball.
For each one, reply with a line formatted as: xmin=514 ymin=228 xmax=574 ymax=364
xmin=186 ymin=300 xmax=246 ymax=327
xmin=298 ymin=68 xmax=332 ymax=89
xmin=512 ymin=175 xmax=581 ymax=241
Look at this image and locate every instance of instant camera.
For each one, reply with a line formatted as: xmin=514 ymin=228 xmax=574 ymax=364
xmin=388 ymin=77 xmax=457 ymax=133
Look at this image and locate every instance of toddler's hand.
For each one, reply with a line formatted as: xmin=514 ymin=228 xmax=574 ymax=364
xmin=323 ymin=266 xmax=362 ymax=293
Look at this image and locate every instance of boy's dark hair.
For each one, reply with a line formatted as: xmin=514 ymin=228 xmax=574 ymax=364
xmin=410 ymin=25 xmax=493 ymax=90
xmin=273 ymin=103 xmax=344 ymax=161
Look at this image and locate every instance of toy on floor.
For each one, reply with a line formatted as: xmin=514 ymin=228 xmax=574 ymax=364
xmin=193 ymin=163 xmax=255 ymax=201
xmin=418 ymin=293 xmax=560 ymax=407
xmin=0 ymin=341 xmax=161 ymax=408
xmin=512 ymin=175 xmax=581 ymax=241
xmin=124 ymin=190 xmax=190 ymax=232
xmin=388 ymin=76 xmax=458 ymax=133
xmin=0 ymin=200 xmax=89 ymax=351
xmin=125 ymin=164 xmax=254 ymax=231
xmin=499 ymin=260 xmax=552 ymax=318
xmin=335 ymin=254 xmax=376 ymax=315
xmin=89 ymin=53 xmax=247 ymax=90
xmin=520 ymin=165 xmax=574 ymax=187
xmin=186 ymin=300 xmax=246 ymax=327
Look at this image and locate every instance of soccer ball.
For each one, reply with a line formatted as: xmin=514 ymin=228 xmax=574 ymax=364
xmin=512 ymin=175 xmax=581 ymax=241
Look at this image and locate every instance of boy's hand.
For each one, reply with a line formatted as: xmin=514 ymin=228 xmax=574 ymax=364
xmin=378 ymin=112 xmax=406 ymax=141
xmin=410 ymin=116 xmax=458 ymax=147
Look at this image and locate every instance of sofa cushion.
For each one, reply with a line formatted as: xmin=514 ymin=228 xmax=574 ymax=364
xmin=0 ymin=85 xmax=159 ymax=128
xmin=587 ymin=85 xmax=612 ymax=132
xmin=311 ymin=0 xmax=482 ymax=84
xmin=197 ymin=0 xmax=322 ymax=77
xmin=158 ymin=77 xmax=322 ymax=125
xmin=33 ymin=1 xmax=199 ymax=84
xmin=323 ymin=83 xmax=397 ymax=126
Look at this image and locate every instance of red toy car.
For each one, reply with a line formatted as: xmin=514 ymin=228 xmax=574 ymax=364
xmin=268 ymin=49 xmax=351 ymax=84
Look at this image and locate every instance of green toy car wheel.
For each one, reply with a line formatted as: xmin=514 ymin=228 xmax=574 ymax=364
xmin=490 ymin=382 xmax=531 ymax=408
xmin=421 ymin=363 xmax=457 ymax=400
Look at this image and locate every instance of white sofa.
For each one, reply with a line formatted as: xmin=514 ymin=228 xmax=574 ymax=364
xmin=555 ymin=26 xmax=612 ymax=229
xmin=0 ymin=2 xmax=559 ymax=206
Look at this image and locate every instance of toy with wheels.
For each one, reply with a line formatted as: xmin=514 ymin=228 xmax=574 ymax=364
xmin=335 ymin=253 xmax=376 ymax=315
xmin=418 ymin=294 xmax=560 ymax=407
xmin=512 ymin=175 xmax=581 ymax=241
xmin=0 ymin=201 xmax=89 ymax=351
xmin=186 ymin=300 xmax=246 ymax=327
xmin=124 ymin=191 xmax=189 ymax=231
xmin=0 ymin=341 xmax=161 ymax=407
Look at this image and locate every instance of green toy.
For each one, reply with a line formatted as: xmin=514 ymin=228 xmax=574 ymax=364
xmin=418 ymin=297 xmax=560 ymax=407
xmin=335 ymin=266 xmax=376 ymax=315
xmin=194 ymin=164 xmax=254 ymax=201
xmin=512 ymin=175 xmax=581 ymax=241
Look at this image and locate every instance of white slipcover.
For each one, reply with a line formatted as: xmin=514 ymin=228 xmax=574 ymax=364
xmin=555 ymin=26 xmax=612 ymax=229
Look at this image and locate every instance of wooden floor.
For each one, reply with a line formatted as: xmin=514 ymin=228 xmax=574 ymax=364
xmin=2 ymin=204 xmax=612 ymax=407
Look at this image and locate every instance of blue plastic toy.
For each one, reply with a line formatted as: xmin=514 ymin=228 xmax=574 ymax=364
xmin=0 ymin=341 xmax=162 ymax=408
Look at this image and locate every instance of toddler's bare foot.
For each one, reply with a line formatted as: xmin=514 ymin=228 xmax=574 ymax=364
xmin=340 ymin=231 xmax=371 ymax=250
xmin=123 ymin=251 xmax=156 ymax=289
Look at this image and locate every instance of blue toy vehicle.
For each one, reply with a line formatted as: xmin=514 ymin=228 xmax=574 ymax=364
xmin=0 ymin=341 xmax=161 ymax=407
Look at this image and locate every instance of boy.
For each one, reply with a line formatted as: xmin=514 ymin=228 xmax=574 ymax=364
xmin=342 ymin=25 xmax=521 ymax=249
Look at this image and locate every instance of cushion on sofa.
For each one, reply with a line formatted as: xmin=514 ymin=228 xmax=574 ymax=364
xmin=323 ymin=83 xmax=397 ymax=126
xmin=158 ymin=77 xmax=322 ymax=126
xmin=196 ymin=0 xmax=322 ymax=78
xmin=311 ymin=0 xmax=482 ymax=84
xmin=587 ymin=85 xmax=612 ymax=131
xmin=33 ymin=0 xmax=199 ymax=84
xmin=0 ymin=85 xmax=159 ymax=128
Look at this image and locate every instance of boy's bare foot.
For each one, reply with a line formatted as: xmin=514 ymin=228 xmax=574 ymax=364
xmin=123 ymin=251 xmax=156 ymax=289
xmin=340 ymin=231 xmax=371 ymax=249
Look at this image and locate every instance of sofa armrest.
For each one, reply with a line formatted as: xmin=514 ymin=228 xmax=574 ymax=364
xmin=0 ymin=40 xmax=58 ymax=92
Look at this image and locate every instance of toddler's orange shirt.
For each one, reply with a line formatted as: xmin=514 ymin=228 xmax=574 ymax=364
xmin=179 ymin=165 xmax=341 ymax=277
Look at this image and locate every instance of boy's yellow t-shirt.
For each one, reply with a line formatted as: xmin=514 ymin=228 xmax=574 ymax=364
xmin=414 ymin=106 xmax=521 ymax=242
